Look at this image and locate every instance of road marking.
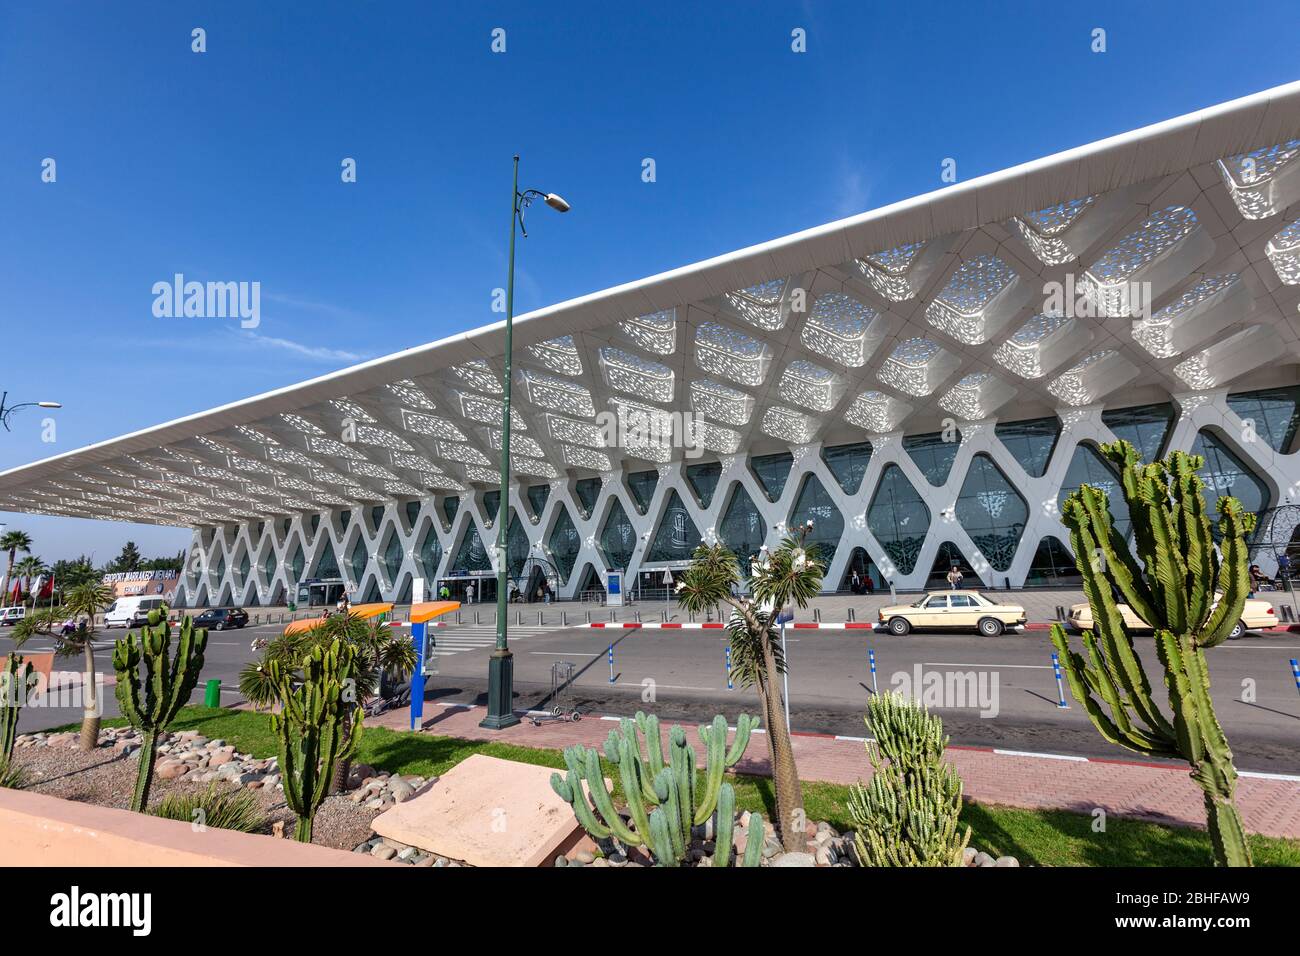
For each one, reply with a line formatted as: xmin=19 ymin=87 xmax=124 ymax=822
xmin=1221 ymin=645 xmax=1300 ymax=650
xmin=527 ymin=650 xmax=601 ymax=656
xmin=1240 ymin=769 xmax=1300 ymax=781
xmin=922 ymin=661 xmax=1051 ymax=669
xmin=615 ymin=681 xmax=717 ymax=691
xmin=992 ymin=749 xmax=1088 ymax=761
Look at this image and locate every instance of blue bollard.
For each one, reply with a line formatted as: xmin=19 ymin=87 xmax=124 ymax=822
xmin=1051 ymin=651 xmax=1070 ymax=708
xmin=726 ymin=646 xmax=733 ymax=690
xmin=1290 ymin=659 xmax=1300 ymax=697
xmin=868 ymin=647 xmax=877 ymax=694
xmin=608 ymin=644 xmax=615 ymax=684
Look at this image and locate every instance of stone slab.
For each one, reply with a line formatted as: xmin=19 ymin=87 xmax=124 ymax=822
xmin=369 ymin=753 xmax=588 ymax=867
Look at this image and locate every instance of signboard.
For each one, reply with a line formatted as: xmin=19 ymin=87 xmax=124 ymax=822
xmin=606 ymin=570 xmax=624 ymax=607
xmin=412 ymin=577 xmax=425 ymax=605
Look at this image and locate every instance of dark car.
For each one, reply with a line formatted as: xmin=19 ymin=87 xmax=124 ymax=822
xmin=194 ymin=607 xmax=249 ymax=631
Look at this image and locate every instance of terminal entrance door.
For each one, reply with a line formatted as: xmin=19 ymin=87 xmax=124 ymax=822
xmin=438 ymin=576 xmax=497 ymax=604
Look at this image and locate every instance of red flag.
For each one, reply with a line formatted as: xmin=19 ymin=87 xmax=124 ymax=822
xmin=8 ymin=579 xmax=20 ymax=604
xmin=38 ymin=575 xmax=54 ymax=600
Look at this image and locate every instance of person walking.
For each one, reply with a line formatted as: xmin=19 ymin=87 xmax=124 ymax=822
xmin=946 ymin=565 xmax=963 ymax=590
xmin=466 ymin=581 xmax=476 ymax=604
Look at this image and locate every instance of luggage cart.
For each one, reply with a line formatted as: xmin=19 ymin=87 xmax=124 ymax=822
xmin=531 ymin=660 xmax=582 ymax=725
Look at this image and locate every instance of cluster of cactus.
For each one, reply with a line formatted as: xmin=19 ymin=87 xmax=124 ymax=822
xmin=550 ymin=711 xmax=764 ymax=867
xmin=1049 ymin=440 xmax=1255 ymax=866
xmin=112 ymin=608 xmax=208 ymax=812
xmin=1 ymin=653 xmax=36 ymax=765
xmin=847 ymin=691 xmax=970 ymax=867
xmin=269 ymin=639 xmax=363 ymax=843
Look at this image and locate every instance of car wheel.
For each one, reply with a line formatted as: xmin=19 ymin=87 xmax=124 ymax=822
xmin=978 ymin=617 xmax=1004 ymax=637
xmin=215 ymin=622 xmax=225 ymax=631
xmin=888 ymin=616 xmax=911 ymax=636
xmin=1228 ymin=620 xmax=1245 ymax=640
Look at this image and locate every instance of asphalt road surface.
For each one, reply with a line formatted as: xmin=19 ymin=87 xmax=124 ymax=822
xmin=5 ymin=621 xmax=1298 ymax=772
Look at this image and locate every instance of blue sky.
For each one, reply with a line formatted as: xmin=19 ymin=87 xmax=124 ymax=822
xmin=1 ymin=0 xmax=1296 ymax=563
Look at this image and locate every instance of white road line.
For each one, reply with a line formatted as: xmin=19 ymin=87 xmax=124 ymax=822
xmin=993 ymin=748 xmax=1088 ymax=761
xmin=528 ymin=651 xmax=601 ymax=656
xmin=615 ymin=681 xmax=717 ymax=691
xmin=1239 ymin=769 xmax=1300 ymax=781
xmin=922 ymin=661 xmax=1052 ymax=669
xmin=1221 ymin=645 xmax=1300 ymax=650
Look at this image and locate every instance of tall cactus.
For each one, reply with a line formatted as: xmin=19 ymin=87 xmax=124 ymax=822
xmin=1050 ymin=439 xmax=1254 ymax=866
xmin=1 ymin=653 xmax=36 ymax=765
xmin=269 ymin=639 xmax=363 ymax=843
xmin=550 ymin=711 xmax=761 ymax=866
xmin=112 ymin=608 xmax=208 ymax=812
xmin=848 ymin=691 xmax=970 ymax=867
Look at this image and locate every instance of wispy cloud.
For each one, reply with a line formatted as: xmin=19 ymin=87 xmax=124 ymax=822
xmin=262 ymin=291 xmax=364 ymax=321
xmin=239 ymin=330 xmax=368 ymax=362
xmin=831 ymin=155 xmax=873 ymax=219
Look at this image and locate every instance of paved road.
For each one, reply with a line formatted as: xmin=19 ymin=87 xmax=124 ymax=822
xmin=5 ymin=621 xmax=1298 ymax=772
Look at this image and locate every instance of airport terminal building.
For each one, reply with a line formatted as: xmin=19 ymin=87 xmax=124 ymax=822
xmin=3 ymin=84 xmax=1300 ymax=607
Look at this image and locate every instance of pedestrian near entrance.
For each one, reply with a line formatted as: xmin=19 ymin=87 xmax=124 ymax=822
xmin=467 ymin=582 xmax=476 ymax=604
xmin=947 ymin=565 xmax=963 ymax=590
xmin=438 ymin=584 xmax=450 ymax=600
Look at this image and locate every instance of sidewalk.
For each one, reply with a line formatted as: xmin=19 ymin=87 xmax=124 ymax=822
xmin=370 ymin=699 xmax=1300 ymax=840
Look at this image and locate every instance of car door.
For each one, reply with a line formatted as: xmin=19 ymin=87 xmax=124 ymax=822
xmin=948 ymin=594 xmax=978 ymax=627
xmin=919 ymin=594 xmax=949 ymax=627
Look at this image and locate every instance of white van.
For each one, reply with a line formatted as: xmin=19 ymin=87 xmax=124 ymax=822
xmin=104 ymin=596 xmax=167 ymax=629
xmin=0 ymin=606 xmax=25 ymax=627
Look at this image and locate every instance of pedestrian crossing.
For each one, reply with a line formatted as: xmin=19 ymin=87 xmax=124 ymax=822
xmin=423 ymin=625 xmax=551 ymax=658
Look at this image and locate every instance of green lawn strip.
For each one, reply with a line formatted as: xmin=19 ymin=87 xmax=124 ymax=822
xmin=45 ymin=707 xmax=1300 ymax=867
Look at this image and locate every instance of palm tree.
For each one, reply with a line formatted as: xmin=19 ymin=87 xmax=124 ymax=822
xmin=0 ymin=530 xmax=33 ymax=606
xmin=676 ymin=525 xmax=824 ymax=852
xmin=240 ymin=612 xmax=417 ymax=790
xmin=51 ymin=581 xmax=112 ymax=750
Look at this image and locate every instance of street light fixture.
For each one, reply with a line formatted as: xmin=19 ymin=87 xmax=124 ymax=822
xmin=0 ymin=392 xmax=62 ymax=431
xmin=481 ymin=155 xmax=570 ymax=731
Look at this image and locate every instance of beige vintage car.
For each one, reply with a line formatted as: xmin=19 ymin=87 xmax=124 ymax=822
xmin=1066 ymin=596 xmax=1276 ymax=639
xmin=876 ymin=590 xmax=1028 ymax=637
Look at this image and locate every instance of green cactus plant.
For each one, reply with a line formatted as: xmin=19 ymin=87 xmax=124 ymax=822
xmin=112 ymin=607 xmax=208 ymax=812
xmin=549 ymin=711 xmax=761 ymax=867
xmin=1049 ymin=439 xmax=1254 ymax=866
xmin=848 ymin=690 xmax=970 ymax=867
xmin=1 ymin=653 xmax=36 ymax=765
xmin=269 ymin=639 xmax=363 ymax=843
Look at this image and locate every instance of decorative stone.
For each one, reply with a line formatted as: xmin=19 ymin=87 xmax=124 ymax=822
xmin=771 ymin=852 xmax=816 ymax=867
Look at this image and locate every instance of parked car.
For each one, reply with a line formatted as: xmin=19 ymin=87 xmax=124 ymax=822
xmin=104 ymin=595 xmax=168 ymax=629
xmin=0 ymin=606 xmax=26 ymax=627
xmin=876 ymin=590 xmax=1027 ymax=636
xmin=1065 ymin=595 xmax=1275 ymax=640
xmin=193 ymin=607 xmax=249 ymax=631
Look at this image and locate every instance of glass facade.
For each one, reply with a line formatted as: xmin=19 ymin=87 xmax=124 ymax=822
xmin=314 ymin=539 xmax=340 ymax=578
xmin=627 ymin=470 xmax=658 ymax=514
xmin=442 ymin=496 xmax=459 ymax=528
xmin=506 ymin=512 xmax=530 ymax=581
xmin=1101 ymin=402 xmax=1174 ymax=464
xmin=1226 ymin=387 xmax=1300 ymax=454
xmin=1058 ymin=443 xmax=1131 ymax=538
xmin=483 ymin=491 xmax=500 ymax=525
xmin=685 ymin=461 xmax=722 ymax=507
xmin=350 ymin=538 xmax=366 ymax=582
xmin=381 ymin=532 xmax=402 ymax=580
xmin=1190 ymin=429 xmax=1270 ymax=522
xmin=646 ymin=490 xmax=702 ymax=562
xmin=1025 ymin=536 xmax=1081 ymax=586
xmin=548 ymin=505 xmax=580 ymax=582
xmin=926 ymin=542 xmax=983 ymax=589
xmin=575 ymin=478 xmax=601 ymax=517
xmin=527 ymin=484 xmax=550 ymax=518
xmin=451 ymin=524 xmax=492 ymax=572
xmin=821 ymin=441 xmax=872 ymax=494
xmin=719 ymin=483 xmax=766 ymax=575
xmin=867 ymin=465 xmax=930 ymax=574
xmin=418 ymin=525 xmax=442 ymax=579
xmin=370 ymin=506 xmax=384 ymax=533
xmin=751 ymin=452 xmax=794 ymax=502
xmin=262 ymin=549 xmax=275 ymax=582
xmin=289 ymin=544 xmax=304 ymax=582
xmin=405 ymin=501 xmax=420 ymax=529
xmin=599 ymin=498 xmax=637 ymax=570
xmin=902 ymin=429 xmax=962 ymax=486
xmin=789 ymin=473 xmax=843 ymax=569
xmin=310 ymin=513 xmax=320 ymax=536
xmin=955 ymin=454 xmax=1028 ymax=572
xmin=994 ymin=417 xmax=1060 ymax=477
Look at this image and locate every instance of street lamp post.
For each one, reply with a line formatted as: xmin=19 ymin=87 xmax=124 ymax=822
xmin=480 ymin=155 xmax=569 ymax=730
xmin=0 ymin=392 xmax=61 ymax=431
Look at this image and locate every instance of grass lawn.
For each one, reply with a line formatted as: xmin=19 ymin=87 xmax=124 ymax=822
xmin=62 ymin=706 xmax=1300 ymax=867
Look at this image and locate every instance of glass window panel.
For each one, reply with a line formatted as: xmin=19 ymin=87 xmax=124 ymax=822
xmin=506 ymin=512 xmax=530 ymax=582
xmin=370 ymin=506 xmax=385 ymax=533
xmin=955 ymin=454 xmax=1028 ymax=572
xmin=993 ymin=417 xmax=1061 ymax=478
xmin=789 ymin=474 xmax=844 ymax=569
xmin=1025 ymin=536 xmax=1081 ymax=587
xmin=314 ymin=539 xmax=340 ymax=579
xmin=1101 ymin=403 xmax=1174 ymax=463
xmin=289 ymin=544 xmax=305 ymax=581
xmin=599 ymin=498 xmax=637 ymax=570
xmin=718 ymin=483 xmax=766 ymax=576
xmin=405 ymin=501 xmax=420 ymax=529
xmin=685 ymin=461 xmax=722 ymax=508
xmin=1058 ymin=444 xmax=1131 ymax=538
xmin=627 ymin=470 xmax=659 ymax=514
xmin=926 ymin=542 xmax=983 ymax=589
xmin=575 ymin=478 xmax=601 ymax=518
xmin=821 ymin=441 xmax=873 ymax=494
xmin=382 ymin=532 xmax=403 ymax=580
xmin=647 ymin=490 xmax=703 ymax=562
xmin=1190 ymin=429 xmax=1270 ymax=524
xmin=442 ymin=496 xmax=460 ymax=528
xmin=1226 ymin=387 xmax=1300 ymax=454
xmin=867 ymin=465 xmax=931 ymax=574
xmin=750 ymin=452 xmax=794 ymax=502
xmin=350 ymin=538 xmax=367 ymax=581
xmin=547 ymin=505 xmax=580 ymax=583
xmin=418 ymin=525 xmax=443 ymax=580
xmin=902 ymin=430 xmax=962 ymax=486
xmin=483 ymin=491 xmax=500 ymax=524
xmin=527 ymin=484 xmax=551 ymax=518
xmin=451 ymin=524 xmax=492 ymax=572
